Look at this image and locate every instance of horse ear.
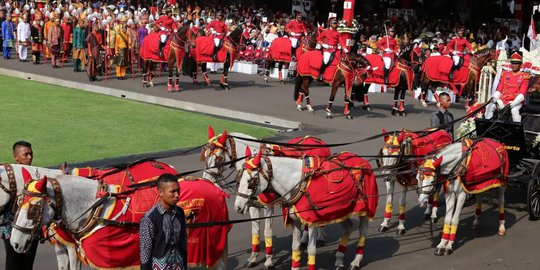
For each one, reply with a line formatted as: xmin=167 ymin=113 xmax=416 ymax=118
xmin=22 ymin=167 xmax=32 ymax=185
xmin=218 ymin=130 xmax=228 ymax=146
xmin=397 ymin=130 xmax=405 ymax=143
xmin=250 ymin=151 xmax=262 ymax=168
xmin=35 ymin=176 xmax=48 ymax=194
xmin=208 ymin=125 xmax=215 ymax=140
xmin=432 ymin=156 xmax=443 ymax=168
xmin=382 ymin=128 xmax=388 ymax=142
xmin=245 ymin=146 xmax=252 ymax=158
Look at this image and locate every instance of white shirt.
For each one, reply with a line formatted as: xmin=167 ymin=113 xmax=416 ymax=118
xmin=17 ymin=21 xmax=31 ymax=42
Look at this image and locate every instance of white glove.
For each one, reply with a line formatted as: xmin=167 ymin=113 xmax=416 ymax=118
xmin=160 ymin=26 xmax=166 ymax=31
xmin=315 ymin=44 xmax=321 ymax=50
xmin=453 ymin=51 xmax=458 ymax=56
xmin=384 ymin=48 xmax=391 ymax=53
xmin=322 ymin=44 xmax=329 ymax=49
xmin=343 ymin=48 xmax=348 ymax=53
xmin=492 ymin=91 xmax=501 ymax=103
xmin=471 ymin=50 xmax=475 ymax=55
xmin=510 ymin=93 xmax=524 ymax=108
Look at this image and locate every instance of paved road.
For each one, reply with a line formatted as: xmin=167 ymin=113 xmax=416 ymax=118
xmin=0 ymin=58 xmax=539 ymax=269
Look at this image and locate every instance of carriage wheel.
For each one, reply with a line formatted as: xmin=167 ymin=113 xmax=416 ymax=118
xmin=527 ymin=162 xmax=540 ymax=221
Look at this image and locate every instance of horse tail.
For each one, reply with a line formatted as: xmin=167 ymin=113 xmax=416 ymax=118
xmin=294 ymin=75 xmax=302 ymax=101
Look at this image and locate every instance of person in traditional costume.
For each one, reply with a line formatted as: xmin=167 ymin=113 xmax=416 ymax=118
xmin=206 ymin=11 xmax=228 ymax=61
xmin=72 ymin=18 xmax=87 ymax=72
xmin=114 ymin=23 xmax=130 ymax=80
xmin=16 ymin=13 xmax=31 ymax=61
xmin=377 ymin=26 xmax=399 ymax=85
xmin=30 ymin=19 xmax=43 ymax=64
xmin=447 ymin=26 xmax=474 ymax=80
xmin=486 ymin=52 xmax=530 ymax=122
xmin=316 ymin=17 xmax=344 ymax=81
xmin=60 ymin=16 xmax=73 ymax=60
xmin=2 ymin=13 xmax=15 ymax=59
xmin=86 ymin=21 xmax=103 ymax=81
xmin=47 ymin=18 xmax=63 ymax=68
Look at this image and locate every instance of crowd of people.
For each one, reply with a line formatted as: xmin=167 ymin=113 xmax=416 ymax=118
xmin=1 ymin=0 xmax=534 ymax=83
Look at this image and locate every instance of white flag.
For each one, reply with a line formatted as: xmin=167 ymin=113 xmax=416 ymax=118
xmin=528 ymin=15 xmax=536 ymax=50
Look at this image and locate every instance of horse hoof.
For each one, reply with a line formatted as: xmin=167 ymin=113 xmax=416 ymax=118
xmin=424 ymin=213 xmax=431 ymax=220
xmin=378 ymin=226 xmax=389 ymax=232
xmin=263 ymin=265 xmax=275 ymax=270
xmin=336 ymin=266 xmax=345 ymax=270
xmin=399 ymin=111 xmax=407 ymax=117
xmin=296 ymin=105 xmax=303 ymax=111
xmin=421 ymin=100 xmax=428 ymax=108
xmin=444 ymin=249 xmax=453 ymax=256
xmin=434 ymin=248 xmax=445 ymax=256
xmin=300 ymin=242 xmax=308 ymax=250
xmin=316 ymin=240 xmax=325 ymax=248
xmin=396 ymin=229 xmax=406 ymax=235
xmin=498 ymin=229 xmax=506 ymax=236
xmin=391 ymin=109 xmax=398 ymax=116
xmin=346 ymin=114 xmax=353 ymax=120
xmin=246 ymin=261 xmax=259 ymax=268
xmin=264 ymin=79 xmax=268 ymax=83
xmin=280 ymin=80 xmax=285 ymax=85
xmin=174 ymin=85 xmax=180 ymax=92
xmin=349 ymin=265 xmax=361 ymax=270
xmin=363 ymin=105 xmax=372 ymax=111
xmin=326 ymin=114 xmax=333 ymax=119
xmin=432 ymin=218 xmax=439 ymax=224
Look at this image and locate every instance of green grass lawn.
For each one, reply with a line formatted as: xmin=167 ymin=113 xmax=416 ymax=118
xmin=0 ymin=75 xmax=275 ymax=166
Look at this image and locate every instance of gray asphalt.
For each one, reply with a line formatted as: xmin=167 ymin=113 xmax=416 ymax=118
xmin=0 ymin=57 xmax=539 ymax=270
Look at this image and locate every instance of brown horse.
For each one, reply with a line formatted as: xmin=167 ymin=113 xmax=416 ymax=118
xmin=293 ymin=52 xmax=371 ymax=119
xmin=353 ymin=44 xmax=415 ymax=116
xmin=420 ymin=48 xmax=496 ymax=108
xmin=190 ymin=25 xmax=244 ymax=90
xmin=264 ymin=27 xmax=322 ymax=84
xmin=140 ymin=26 xmax=189 ymax=91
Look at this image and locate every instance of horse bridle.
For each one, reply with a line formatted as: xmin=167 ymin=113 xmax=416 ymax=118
xmin=235 ymin=156 xmax=273 ymax=208
xmin=202 ymin=137 xmax=237 ymax=183
xmin=0 ymin=164 xmax=18 ymax=216
xmin=12 ymin=178 xmax=63 ymax=242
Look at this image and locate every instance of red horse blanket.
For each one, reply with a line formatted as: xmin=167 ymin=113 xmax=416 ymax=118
xmin=459 ymin=138 xmax=508 ymax=194
xmin=397 ymin=130 xmax=453 ymax=186
xmin=269 ymin=136 xmax=331 ymax=159
xmin=423 ymin=55 xmax=475 ymax=85
xmin=193 ymin=36 xmax=229 ymax=63
xmin=284 ymin=152 xmax=378 ymax=226
xmin=296 ymin=50 xmax=341 ymax=83
xmin=75 ymin=161 xmax=178 ymax=269
xmin=363 ymin=54 xmax=414 ymax=89
xmin=259 ymin=136 xmax=331 ymax=205
xmin=268 ymin=37 xmax=292 ymax=62
xmin=139 ymin=32 xmax=173 ymax=63
xmin=177 ymin=177 xmax=230 ymax=269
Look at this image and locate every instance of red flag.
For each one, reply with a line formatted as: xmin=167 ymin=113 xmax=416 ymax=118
xmin=528 ymin=15 xmax=536 ymax=50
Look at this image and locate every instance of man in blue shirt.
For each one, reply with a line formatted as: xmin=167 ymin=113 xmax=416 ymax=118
xmin=2 ymin=13 xmax=15 ymax=59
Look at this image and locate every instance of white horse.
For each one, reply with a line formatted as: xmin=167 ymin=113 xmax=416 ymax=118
xmin=235 ymin=150 xmax=378 ymax=270
xmin=202 ymin=128 xmax=275 ymax=269
xmin=0 ymin=164 xmax=81 ymax=270
xmin=416 ymin=138 xmax=507 ymax=256
xmin=10 ymin=175 xmax=229 ymax=269
xmin=202 ymin=127 xmax=330 ymax=269
xmin=378 ymin=129 xmax=452 ymax=233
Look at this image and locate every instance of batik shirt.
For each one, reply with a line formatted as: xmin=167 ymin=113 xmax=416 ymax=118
xmin=140 ymin=202 xmax=187 ymax=270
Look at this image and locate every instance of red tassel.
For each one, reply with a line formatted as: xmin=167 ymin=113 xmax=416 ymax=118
xmin=22 ymin=167 xmax=33 ymax=184
xmin=218 ymin=130 xmax=228 ymax=146
xmin=35 ymin=176 xmax=48 ymax=194
xmin=208 ymin=125 xmax=215 ymax=140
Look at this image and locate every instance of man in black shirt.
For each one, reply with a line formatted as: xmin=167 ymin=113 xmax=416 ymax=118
xmin=430 ymin=92 xmax=454 ymax=139
xmin=140 ymin=173 xmax=187 ymax=270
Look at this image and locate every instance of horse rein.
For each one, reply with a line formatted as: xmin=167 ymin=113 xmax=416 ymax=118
xmin=12 ymin=177 xmax=63 ymax=242
xmin=0 ymin=164 xmax=17 ymax=216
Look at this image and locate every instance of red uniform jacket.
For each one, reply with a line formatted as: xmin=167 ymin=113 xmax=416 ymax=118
xmin=317 ymin=28 xmax=342 ymax=52
xmin=206 ymin=20 xmax=229 ymax=38
xmin=156 ymin=15 xmax=175 ymax=31
xmin=497 ymin=70 xmax=530 ymax=105
xmin=447 ymin=37 xmax=473 ymax=55
xmin=286 ymin=20 xmax=307 ymax=37
xmin=377 ymin=35 xmax=398 ymax=57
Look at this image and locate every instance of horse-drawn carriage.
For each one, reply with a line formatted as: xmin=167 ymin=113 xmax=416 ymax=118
xmin=474 ymin=90 xmax=540 ymax=220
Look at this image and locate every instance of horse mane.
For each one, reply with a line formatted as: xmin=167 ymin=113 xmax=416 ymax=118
xmin=228 ymin=25 xmax=243 ymax=42
xmin=474 ymin=48 xmax=494 ymax=58
xmin=349 ymin=53 xmax=371 ymax=68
